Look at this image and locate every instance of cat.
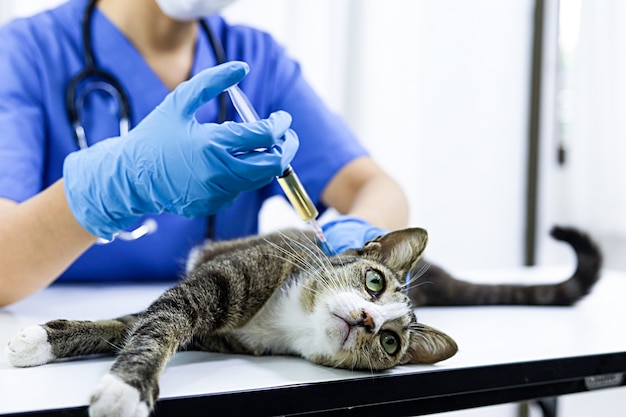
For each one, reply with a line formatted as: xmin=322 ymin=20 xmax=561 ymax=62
xmin=6 ymin=225 xmax=601 ymax=417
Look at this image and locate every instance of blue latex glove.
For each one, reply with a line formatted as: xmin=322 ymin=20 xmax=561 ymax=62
xmin=322 ymin=215 xmax=388 ymax=254
xmin=63 ymin=61 xmax=299 ymax=240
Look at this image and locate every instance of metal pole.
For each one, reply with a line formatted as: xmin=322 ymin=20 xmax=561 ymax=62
xmin=524 ymin=0 xmax=547 ymax=266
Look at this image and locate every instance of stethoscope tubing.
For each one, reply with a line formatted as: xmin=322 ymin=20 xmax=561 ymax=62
xmin=67 ymin=0 xmax=226 ymax=150
xmin=69 ymin=0 xmax=227 ymax=241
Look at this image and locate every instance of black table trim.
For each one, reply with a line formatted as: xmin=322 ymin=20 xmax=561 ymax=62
xmin=5 ymin=352 xmax=625 ymax=417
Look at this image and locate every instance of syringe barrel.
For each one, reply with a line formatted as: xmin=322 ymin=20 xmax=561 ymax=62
xmin=277 ymin=166 xmax=319 ymax=222
xmin=226 ymin=85 xmax=320 ymax=223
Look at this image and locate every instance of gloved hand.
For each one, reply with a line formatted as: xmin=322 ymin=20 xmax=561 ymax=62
xmin=322 ymin=215 xmax=388 ymax=254
xmin=63 ymin=61 xmax=299 ymax=240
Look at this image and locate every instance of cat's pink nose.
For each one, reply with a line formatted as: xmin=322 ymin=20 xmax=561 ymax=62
xmin=360 ymin=310 xmax=375 ymax=332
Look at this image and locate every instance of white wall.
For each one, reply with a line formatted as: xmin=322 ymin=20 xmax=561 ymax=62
xmin=538 ymin=0 xmax=626 ymax=270
xmin=225 ymin=0 xmax=535 ymax=270
xmin=378 ymin=0 xmax=531 ymax=270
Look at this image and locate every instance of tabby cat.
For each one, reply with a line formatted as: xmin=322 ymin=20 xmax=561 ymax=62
xmin=6 ymin=226 xmax=601 ymax=417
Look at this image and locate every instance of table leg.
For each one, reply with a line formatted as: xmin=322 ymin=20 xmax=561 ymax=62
xmin=517 ymin=398 xmax=558 ymax=417
xmin=536 ymin=397 xmax=558 ymax=417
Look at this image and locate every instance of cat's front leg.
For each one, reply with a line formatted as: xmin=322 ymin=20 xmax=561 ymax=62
xmin=89 ymin=302 xmax=193 ymax=417
xmin=7 ymin=316 xmax=139 ymax=367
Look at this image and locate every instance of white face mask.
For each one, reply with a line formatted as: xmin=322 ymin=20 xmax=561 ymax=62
xmin=155 ymin=0 xmax=237 ymax=21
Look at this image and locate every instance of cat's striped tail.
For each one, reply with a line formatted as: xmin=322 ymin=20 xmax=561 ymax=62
xmin=409 ymin=225 xmax=603 ymax=306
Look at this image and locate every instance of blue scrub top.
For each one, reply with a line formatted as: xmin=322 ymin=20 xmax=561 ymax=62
xmin=0 ymin=0 xmax=368 ymax=282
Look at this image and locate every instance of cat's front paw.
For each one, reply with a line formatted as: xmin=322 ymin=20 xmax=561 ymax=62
xmin=6 ymin=325 xmax=55 ymax=367
xmin=89 ymin=373 xmax=150 ymax=417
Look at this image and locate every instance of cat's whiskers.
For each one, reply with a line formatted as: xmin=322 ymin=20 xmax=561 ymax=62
xmin=359 ymin=329 xmax=382 ymax=373
xmin=265 ymin=249 xmax=333 ymax=295
xmin=410 ymin=281 xmax=434 ymax=291
xmin=363 ymin=345 xmax=376 ymax=374
xmin=276 ymin=232 xmax=366 ymax=299
xmin=266 ymin=232 xmax=330 ymax=276
xmin=275 ymin=231 xmax=338 ymax=284
xmin=336 ymin=351 xmax=354 ymax=370
xmin=264 ymin=241 xmax=320 ymax=278
xmin=316 ymin=265 xmax=349 ymax=297
xmin=263 ymin=239 xmax=339 ymax=298
xmin=276 ymin=235 xmax=345 ymax=295
xmin=352 ymin=343 xmax=363 ymax=371
xmin=402 ymin=262 xmax=433 ymax=292
xmin=266 ymin=251 xmax=316 ymax=277
xmin=100 ymin=338 xmax=123 ymax=353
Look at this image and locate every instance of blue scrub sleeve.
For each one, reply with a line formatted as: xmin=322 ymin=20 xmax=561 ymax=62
xmin=0 ymin=21 xmax=47 ymax=202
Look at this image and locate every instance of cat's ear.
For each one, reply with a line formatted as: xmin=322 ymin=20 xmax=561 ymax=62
xmin=358 ymin=228 xmax=429 ymax=278
xmin=402 ymin=323 xmax=458 ymax=364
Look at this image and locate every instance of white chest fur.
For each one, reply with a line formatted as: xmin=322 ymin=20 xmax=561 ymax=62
xmin=232 ymin=279 xmax=317 ymax=356
xmin=232 ymin=276 xmax=410 ymax=360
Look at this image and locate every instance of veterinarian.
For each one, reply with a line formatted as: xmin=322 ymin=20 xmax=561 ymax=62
xmin=0 ymin=0 xmax=409 ymax=306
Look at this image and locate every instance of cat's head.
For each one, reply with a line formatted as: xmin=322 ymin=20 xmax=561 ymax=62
xmin=300 ymin=228 xmax=457 ymax=371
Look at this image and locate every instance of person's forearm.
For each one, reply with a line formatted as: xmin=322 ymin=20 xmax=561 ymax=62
xmin=344 ymin=174 xmax=409 ymax=230
xmin=0 ymin=180 xmax=96 ymax=306
xmin=322 ymin=156 xmax=410 ymax=231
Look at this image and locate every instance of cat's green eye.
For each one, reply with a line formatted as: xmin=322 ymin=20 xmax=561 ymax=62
xmin=365 ymin=268 xmax=385 ymax=295
xmin=380 ymin=331 xmax=400 ymax=355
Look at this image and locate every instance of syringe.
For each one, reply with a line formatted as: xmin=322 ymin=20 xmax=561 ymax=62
xmin=226 ymin=85 xmax=333 ymax=255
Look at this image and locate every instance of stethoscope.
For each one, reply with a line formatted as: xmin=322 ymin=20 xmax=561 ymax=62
xmin=67 ymin=0 xmax=227 ymax=242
